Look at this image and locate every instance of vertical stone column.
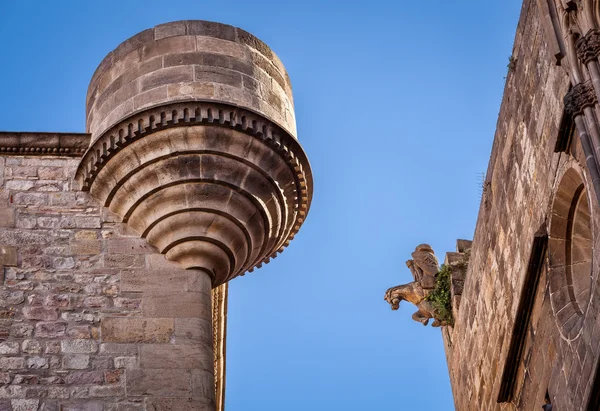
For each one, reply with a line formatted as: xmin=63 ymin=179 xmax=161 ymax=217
xmin=102 ymin=265 xmax=215 ymax=409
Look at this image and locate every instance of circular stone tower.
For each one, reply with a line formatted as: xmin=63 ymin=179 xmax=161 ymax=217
xmin=75 ymin=20 xmax=312 ymax=408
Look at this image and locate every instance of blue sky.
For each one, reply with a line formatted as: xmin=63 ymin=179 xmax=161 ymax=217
xmin=0 ymin=1 xmax=523 ymax=409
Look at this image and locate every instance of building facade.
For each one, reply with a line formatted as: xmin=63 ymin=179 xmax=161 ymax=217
xmin=443 ymin=0 xmax=600 ymax=410
xmin=0 ymin=21 xmax=312 ymax=411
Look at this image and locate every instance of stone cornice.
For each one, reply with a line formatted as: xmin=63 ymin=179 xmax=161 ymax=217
xmin=0 ymin=132 xmax=90 ymax=156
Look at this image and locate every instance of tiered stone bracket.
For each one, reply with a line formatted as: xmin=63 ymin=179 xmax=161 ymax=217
xmin=444 ymin=239 xmax=472 ymax=321
xmin=74 ymin=21 xmax=313 ymax=288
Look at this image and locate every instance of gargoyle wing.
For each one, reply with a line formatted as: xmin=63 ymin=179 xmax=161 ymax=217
xmin=412 ymin=248 xmax=439 ymax=279
xmin=406 ymin=259 xmax=422 ymax=283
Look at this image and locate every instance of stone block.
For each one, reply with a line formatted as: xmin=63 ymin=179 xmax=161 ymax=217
xmin=142 ymin=292 xmax=211 ymax=318
xmin=88 ymin=384 xmax=125 ymax=397
xmin=101 ymin=318 xmax=174 ymax=343
xmin=0 ymin=290 xmax=24 ymax=306
xmin=140 ymin=66 xmax=194 ymax=92
xmin=195 ymin=65 xmax=242 ymax=88
xmin=121 ymin=269 xmax=205 ymax=293
xmin=0 ymin=246 xmax=17 ymax=266
xmin=114 ymin=356 xmax=137 ymax=369
xmin=21 ymin=340 xmax=43 ymax=354
xmin=34 ymin=322 xmax=66 ymax=339
xmin=141 ymin=35 xmax=196 ymax=61
xmin=104 ymin=254 xmax=145 ymax=268
xmin=70 ymin=240 xmax=101 ymax=255
xmin=167 ymin=82 xmax=214 ymax=99
xmin=104 ymin=369 xmax=123 ymax=384
xmin=107 ymin=239 xmax=155 ymax=254
xmin=145 ymin=398 xmax=214 ymax=411
xmin=26 ymin=356 xmax=48 ymax=369
xmin=154 ymin=21 xmax=186 ymax=40
xmin=0 ymin=357 xmax=24 ymax=369
xmin=0 ymin=341 xmax=20 ymax=354
xmin=11 ymin=399 xmax=39 ymax=411
xmin=62 ymin=403 xmax=103 ymax=411
xmin=456 ymin=239 xmax=473 ymax=253
xmin=62 ymin=354 xmax=90 ymax=370
xmin=140 ymin=344 xmax=213 ymax=370
xmin=23 ymin=307 xmax=58 ymax=321
xmin=0 ymin=208 xmax=15 ymax=227
xmin=188 ymin=21 xmax=237 ymax=41
xmin=126 ymin=369 xmax=190 ymax=397
xmin=173 ymin=318 xmax=212 ymax=345
xmin=74 ymin=216 xmax=101 ymax=229
xmin=133 ymin=86 xmax=168 ymax=110
xmin=61 ymin=339 xmax=98 ymax=354
xmin=196 ymin=36 xmax=247 ymax=60
xmin=99 ymin=343 xmax=138 ymax=355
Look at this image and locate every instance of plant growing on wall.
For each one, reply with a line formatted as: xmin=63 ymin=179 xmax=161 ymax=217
xmin=425 ymin=264 xmax=454 ymax=326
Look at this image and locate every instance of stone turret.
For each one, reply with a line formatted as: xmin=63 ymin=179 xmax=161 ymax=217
xmin=76 ymin=20 xmax=312 ymax=287
xmin=72 ymin=20 xmax=313 ymax=409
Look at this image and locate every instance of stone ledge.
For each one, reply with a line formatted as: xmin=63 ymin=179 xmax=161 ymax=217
xmin=444 ymin=239 xmax=472 ymax=319
xmin=0 ymin=132 xmax=90 ymax=156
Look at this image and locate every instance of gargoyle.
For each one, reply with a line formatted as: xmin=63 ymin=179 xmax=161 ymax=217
xmin=384 ymin=244 xmax=447 ymax=327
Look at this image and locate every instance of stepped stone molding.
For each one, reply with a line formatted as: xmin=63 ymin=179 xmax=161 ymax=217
xmin=76 ymin=20 xmax=313 ymax=288
xmin=74 ymin=100 xmax=312 ymax=286
xmin=0 ymin=132 xmax=90 ymax=156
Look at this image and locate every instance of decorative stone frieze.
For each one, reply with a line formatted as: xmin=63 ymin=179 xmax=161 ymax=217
xmin=0 ymin=133 xmax=90 ymax=156
xmin=575 ymin=29 xmax=600 ymax=64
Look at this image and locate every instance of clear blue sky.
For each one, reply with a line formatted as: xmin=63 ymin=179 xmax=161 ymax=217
xmin=0 ymin=1 xmax=523 ymax=409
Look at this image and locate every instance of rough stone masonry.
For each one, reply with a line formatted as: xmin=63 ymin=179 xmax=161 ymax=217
xmin=0 ymin=21 xmax=313 ymax=411
xmin=441 ymin=1 xmax=600 ymax=410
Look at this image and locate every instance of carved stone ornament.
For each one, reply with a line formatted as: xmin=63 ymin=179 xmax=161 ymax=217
xmin=564 ymin=81 xmax=598 ymax=117
xmin=576 ymin=29 xmax=600 ymax=64
xmin=384 ymin=244 xmax=449 ymax=327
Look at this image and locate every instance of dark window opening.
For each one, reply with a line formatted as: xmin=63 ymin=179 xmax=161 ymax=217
xmin=555 ymin=107 xmax=575 ymax=153
xmin=586 ymin=358 xmax=600 ymax=410
xmin=497 ymin=227 xmax=548 ymax=403
xmin=542 ymin=390 xmax=552 ymax=411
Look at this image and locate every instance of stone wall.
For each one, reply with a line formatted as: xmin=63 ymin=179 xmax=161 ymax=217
xmin=0 ymin=152 xmax=227 ymax=410
xmin=443 ymin=0 xmax=600 ymax=410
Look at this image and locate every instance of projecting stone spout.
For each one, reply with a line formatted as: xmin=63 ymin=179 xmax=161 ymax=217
xmin=74 ymin=20 xmax=313 ymax=287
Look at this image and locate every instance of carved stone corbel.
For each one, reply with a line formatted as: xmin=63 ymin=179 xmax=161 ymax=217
xmin=575 ymin=29 xmax=600 ymax=63
xmin=564 ymin=81 xmax=598 ymax=116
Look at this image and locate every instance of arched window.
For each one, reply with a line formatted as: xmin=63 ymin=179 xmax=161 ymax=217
xmin=548 ymin=167 xmax=593 ymax=340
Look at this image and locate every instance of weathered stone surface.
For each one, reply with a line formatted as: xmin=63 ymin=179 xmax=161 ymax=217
xmin=145 ymin=398 xmax=214 ymax=411
xmin=62 ymin=354 xmax=90 ymax=370
xmin=126 ymin=369 xmax=190 ymax=397
xmin=140 ymin=344 xmax=213 ymax=369
xmin=0 ymin=209 xmax=15 ymax=228
xmin=142 ymin=292 xmax=211 ymax=318
xmin=61 ymin=339 xmax=98 ymax=354
xmin=442 ymin=1 xmax=600 ymax=410
xmin=100 ymin=318 xmax=174 ymax=343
